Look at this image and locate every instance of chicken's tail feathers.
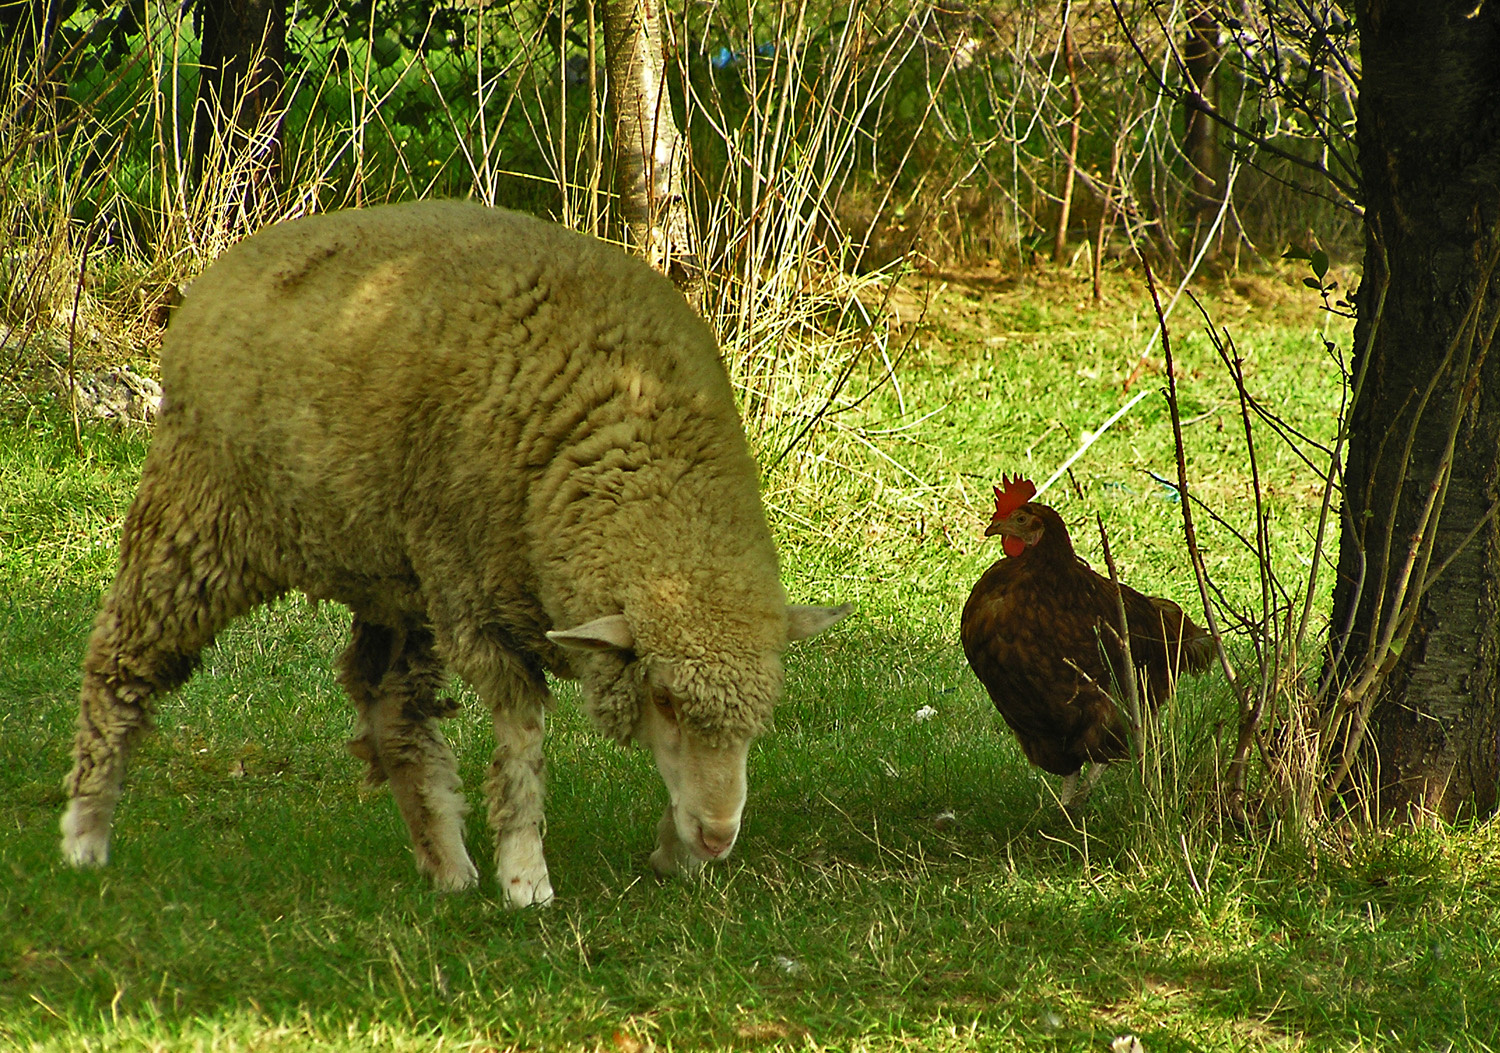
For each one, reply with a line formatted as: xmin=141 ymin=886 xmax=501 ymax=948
xmin=1145 ymin=595 xmax=1216 ymax=675
xmin=1182 ymin=625 xmax=1216 ymax=674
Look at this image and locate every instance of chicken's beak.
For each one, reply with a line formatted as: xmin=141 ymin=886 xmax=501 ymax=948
xmin=985 ymin=511 xmax=1032 ymax=558
xmin=985 ymin=513 xmax=1020 ymax=538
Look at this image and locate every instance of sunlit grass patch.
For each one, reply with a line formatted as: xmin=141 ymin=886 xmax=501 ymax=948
xmin=6 ymin=274 xmax=1498 ymax=1051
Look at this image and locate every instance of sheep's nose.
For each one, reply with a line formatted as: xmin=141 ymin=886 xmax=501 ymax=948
xmin=696 ymin=821 xmax=737 ymax=858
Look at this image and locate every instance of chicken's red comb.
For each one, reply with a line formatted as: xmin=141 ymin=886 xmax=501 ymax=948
xmin=992 ymin=474 xmax=1037 ymax=518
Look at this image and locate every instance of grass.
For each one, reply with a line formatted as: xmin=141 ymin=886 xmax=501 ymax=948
xmin=4 ymin=263 xmax=1500 ymax=1051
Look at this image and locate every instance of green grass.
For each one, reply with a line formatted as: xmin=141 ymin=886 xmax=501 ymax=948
xmin=4 ymin=268 xmax=1499 ymax=1051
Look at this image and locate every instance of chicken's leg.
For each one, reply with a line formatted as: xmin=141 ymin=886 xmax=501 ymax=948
xmin=1059 ymin=762 xmax=1110 ymax=809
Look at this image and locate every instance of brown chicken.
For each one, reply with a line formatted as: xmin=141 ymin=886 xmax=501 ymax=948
xmin=960 ymin=475 xmax=1214 ymax=806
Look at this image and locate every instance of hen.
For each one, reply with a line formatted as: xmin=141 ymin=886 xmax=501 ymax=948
xmin=960 ymin=475 xmax=1214 ymax=806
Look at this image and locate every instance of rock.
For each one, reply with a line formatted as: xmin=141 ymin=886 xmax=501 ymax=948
xmin=61 ymin=366 xmax=162 ymax=425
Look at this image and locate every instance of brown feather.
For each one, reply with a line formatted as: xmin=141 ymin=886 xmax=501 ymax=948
xmin=960 ymin=501 xmax=1213 ymax=779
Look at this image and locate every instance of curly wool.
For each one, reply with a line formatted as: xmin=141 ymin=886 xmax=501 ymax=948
xmin=155 ymin=199 xmax=789 ymax=741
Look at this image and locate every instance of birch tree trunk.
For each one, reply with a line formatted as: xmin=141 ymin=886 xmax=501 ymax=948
xmin=600 ymin=0 xmax=697 ymax=285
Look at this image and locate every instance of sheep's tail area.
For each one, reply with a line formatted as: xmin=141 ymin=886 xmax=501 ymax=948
xmin=61 ymin=433 xmax=282 ymax=867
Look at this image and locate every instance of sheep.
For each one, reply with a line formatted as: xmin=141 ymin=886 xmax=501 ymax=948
xmin=59 ymin=200 xmax=850 ymax=907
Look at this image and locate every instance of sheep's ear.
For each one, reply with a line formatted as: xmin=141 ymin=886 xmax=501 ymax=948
xmin=786 ymin=603 xmax=853 ymax=642
xmin=547 ymin=614 xmax=635 ymax=652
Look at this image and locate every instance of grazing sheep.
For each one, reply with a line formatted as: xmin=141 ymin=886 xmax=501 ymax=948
xmin=60 ymin=200 xmax=850 ymax=907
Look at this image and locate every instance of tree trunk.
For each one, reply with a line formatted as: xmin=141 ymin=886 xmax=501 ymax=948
xmin=2 ymin=1 xmax=64 ymax=111
xmin=1181 ymin=6 xmax=1220 ymax=257
xmin=1052 ymin=13 xmax=1081 ymax=266
xmin=0 ymin=1 xmax=60 ymax=59
xmin=1330 ymin=0 xmax=1500 ymax=823
xmin=600 ymin=0 xmax=696 ymax=286
xmin=191 ymin=0 xmax=286 ymax=218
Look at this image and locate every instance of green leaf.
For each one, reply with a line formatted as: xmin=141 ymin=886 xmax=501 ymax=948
xmin=1311 ymin=249 xmax=1330 ymax=280
xmin=371 ymin=34 xmax=402 ymax=68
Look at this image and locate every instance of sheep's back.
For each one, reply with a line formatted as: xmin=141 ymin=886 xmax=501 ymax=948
xmin=156 ymin=201 xmax=768 ymax=647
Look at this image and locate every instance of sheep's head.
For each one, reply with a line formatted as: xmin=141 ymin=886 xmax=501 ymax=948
xmin=548 ymin=602 xmax=851 ymax=876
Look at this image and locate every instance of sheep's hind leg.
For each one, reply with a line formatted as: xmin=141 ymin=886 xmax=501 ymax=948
xmin=478 ymin=665 xmax=553 ymax=909
xmin=62 ymin=625 xmax=192 ymax=867
xmin=62 ymin=465 xmax=272 ymax=867
xmin=340 ymin=620 xmax=478 ymax=892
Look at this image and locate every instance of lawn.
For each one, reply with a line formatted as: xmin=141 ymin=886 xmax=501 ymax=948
xmin=3 ymin=260 xmax=1498 ymax=1052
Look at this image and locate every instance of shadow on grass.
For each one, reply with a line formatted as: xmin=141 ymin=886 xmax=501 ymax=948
xmin=3 ymin=476 xmax=1496 ymax=1049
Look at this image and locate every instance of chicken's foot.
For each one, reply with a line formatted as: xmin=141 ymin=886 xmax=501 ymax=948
xmin=1059 ymin=761 xmax=1110 ymax=809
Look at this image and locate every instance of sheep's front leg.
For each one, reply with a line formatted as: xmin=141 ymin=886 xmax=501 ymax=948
xmin=341 ymin=621 xmax=478 ymax=892
xmin=650 ymin=807 xmax=707 ymax=880
xmin=63 ymin=666 xmax=157 ymax=868
xmin=487 ymin=687 xmax=553 ymax=908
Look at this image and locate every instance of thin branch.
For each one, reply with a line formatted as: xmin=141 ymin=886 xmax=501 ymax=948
xmin=66 ymin=228 xmax=95 ymax=457
xmin=1108 ymin=0 xmax=1361 ymax=210
xmin=1096 ymin=514 xmax=1144 ymax=763
xmin=1141 ymin=252 xmax=1252 ymax=820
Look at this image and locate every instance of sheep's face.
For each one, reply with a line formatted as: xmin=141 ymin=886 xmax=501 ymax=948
xmin=632 ymin=676 xmax=750 ymax=872
xmin=547 ymin=603 xmax=851 ymax=878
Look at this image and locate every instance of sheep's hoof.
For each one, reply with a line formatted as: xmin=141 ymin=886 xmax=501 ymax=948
xmin=650 ymin=809 xmax=704 ymax=880
xmin=649 ymin=840 xmax=706 ymax=881
xmin=60 ymin=799 xmax=112 ymax=867
xmin=427 ymin=858 xmax=480 ymax=893
xmin=502 ymin=872 xmax=555 ymax=909
xmin=648 ymin=844 xmax=675 ymax=878
xmin=496 ymin=830 xmax=553 ymax=908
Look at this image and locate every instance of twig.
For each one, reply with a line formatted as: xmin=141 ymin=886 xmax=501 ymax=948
xmin=1109 ymin=0 xmax=1361 ymax=209
xmin=1140 ymin=253 xmax=1252 ymax=820
xmin=66 ymin=227 xmax=95 ymax=457
xmin=1221 ymin=325 xmax=1277 ymax=811
xmin=1096 ymin=514 xmax=1144 ymax=764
